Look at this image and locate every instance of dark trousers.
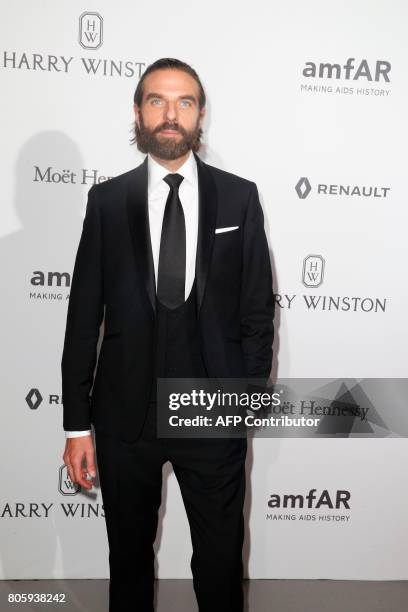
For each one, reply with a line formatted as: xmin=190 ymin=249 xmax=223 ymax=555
xmin=94 ymin=400 xmax=247 ymax=612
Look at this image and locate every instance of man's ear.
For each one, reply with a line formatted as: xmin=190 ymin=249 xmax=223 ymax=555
xmin=199 ymin=106 xmax=206 ymax=128
xmin=133 ymin=104 xmax=141 ymax=128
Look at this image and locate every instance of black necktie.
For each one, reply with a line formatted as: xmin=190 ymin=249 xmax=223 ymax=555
xmin=157 ymin=173 xmax=186 ymax=308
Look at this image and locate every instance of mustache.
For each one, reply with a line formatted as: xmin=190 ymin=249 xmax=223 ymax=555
xmin=153 ymin=122 xmax=187 ymax=136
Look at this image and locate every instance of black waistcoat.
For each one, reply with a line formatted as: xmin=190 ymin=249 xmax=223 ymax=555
xmin=149 ymin=277 xmax=208 ymax=405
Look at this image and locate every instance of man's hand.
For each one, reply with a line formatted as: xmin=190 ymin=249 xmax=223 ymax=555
xmin=63 ymin=435 xmax=97 ymax=490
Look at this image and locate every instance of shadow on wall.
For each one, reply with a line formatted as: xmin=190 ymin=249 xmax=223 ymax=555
xmin=0 ymin=131 xmax=109 ymax=583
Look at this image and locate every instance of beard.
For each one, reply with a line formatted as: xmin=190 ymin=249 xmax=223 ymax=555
xmin=133 ymin=114 xmax=202 ymax=159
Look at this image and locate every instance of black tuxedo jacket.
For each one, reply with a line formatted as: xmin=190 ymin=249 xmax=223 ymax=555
xmin=61 ymin=153 xmax=274 ymax=440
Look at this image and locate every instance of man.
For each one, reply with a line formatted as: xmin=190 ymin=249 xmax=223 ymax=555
xmin=62 ymin=58 xmax=274 ymax=612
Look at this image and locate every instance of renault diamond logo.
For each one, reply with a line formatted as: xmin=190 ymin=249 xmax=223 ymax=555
xmin=79 ymin=12 xmax=103 ymax=50
xmin=59 ymin=465 xmax=81 ymax=495
xmin=295 ymin=177 xmax=312 ymax=199
xmin=25 ymin=388 xmax=43 ymax=410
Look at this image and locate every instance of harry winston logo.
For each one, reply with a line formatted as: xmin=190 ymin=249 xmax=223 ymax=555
xmin=25 ymin=388 xmax=43 ymax=410
xmin=302 ymin=255 xmax=325 ymax=287
xmin=79 ymin=12 xmax=103 ymax=50
xmin=295 ymin=177 xmax=312 ymax=199
xmin=59 ymin=465 xmax=81 ymax=495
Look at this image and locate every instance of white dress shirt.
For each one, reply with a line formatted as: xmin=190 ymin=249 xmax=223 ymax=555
xmin=66 ymin=151 xmax=199 ymax=438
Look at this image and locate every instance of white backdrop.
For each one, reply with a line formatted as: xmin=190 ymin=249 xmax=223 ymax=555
xmin=1 ymin=0 xmax=407 ymax=580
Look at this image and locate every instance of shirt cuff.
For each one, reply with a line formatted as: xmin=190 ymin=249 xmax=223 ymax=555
xmin=65 ymin=430 xmax=92 ymax=438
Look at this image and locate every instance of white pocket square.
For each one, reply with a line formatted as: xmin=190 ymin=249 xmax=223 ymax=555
xmin=215 ymin=226 xmax=239 ymax=234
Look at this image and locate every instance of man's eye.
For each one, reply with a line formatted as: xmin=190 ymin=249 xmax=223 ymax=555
xmin=180 ymin=99 xmax=192 ymax=108
xmin=151 ymin=99 xmax=162 ymax=106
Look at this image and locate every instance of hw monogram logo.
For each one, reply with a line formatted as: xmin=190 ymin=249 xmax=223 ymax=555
xmin=79 ymin=12 xmax=103 ymax=50
xmin=295 ymin=177 xmax=312 ymax=199
xmin=302 ymin=255 xmax=325 ymax=287
xmin=59 ymin=465 xmax=81 ymax=495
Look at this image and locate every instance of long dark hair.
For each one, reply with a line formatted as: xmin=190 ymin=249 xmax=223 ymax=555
xmin=133 ymin=57 xmax=206 ymax=109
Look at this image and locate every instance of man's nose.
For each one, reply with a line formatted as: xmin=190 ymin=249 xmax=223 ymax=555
xmin=164 ymin=101 xmax=177 ymax=122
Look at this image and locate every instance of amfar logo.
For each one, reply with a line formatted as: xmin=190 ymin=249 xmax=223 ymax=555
xmin=31 ymin=270 xmax=70 ymax=288
xmin=295 ymin=177 xmax=390 ymax=199
xmin=302 ymin=255 xmax=324 ymax=288
xmin=302 ymin=58 xmax=391 ymax=82
xmin=25 ymin=388 xmax=43 ymax=410
xmin=29 ymin=270 xmax=71 ymax=301
xmin=268 ymin=489 xmax=351 ymax=509
xmin=59 ymin=465 xmax=81 ymax=496
xmin=79 ymin=12 xmax=103 ymax=50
